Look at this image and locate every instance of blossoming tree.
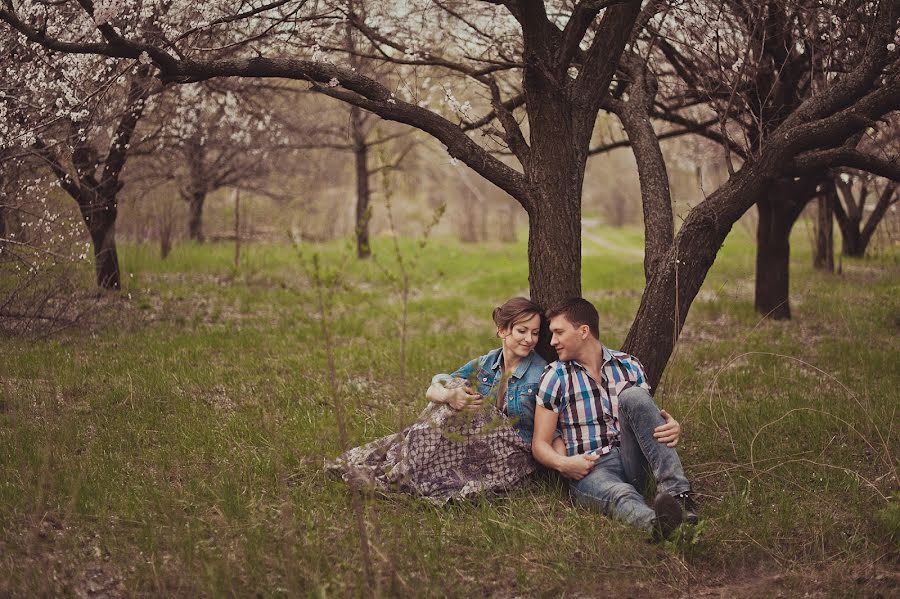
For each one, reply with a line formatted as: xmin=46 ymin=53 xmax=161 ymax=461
xmin=2 ymin=0 xmax=897 ymax=385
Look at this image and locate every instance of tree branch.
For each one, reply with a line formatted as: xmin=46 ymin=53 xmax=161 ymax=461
xmin=788 ymin=148 xmax=900 ymax=181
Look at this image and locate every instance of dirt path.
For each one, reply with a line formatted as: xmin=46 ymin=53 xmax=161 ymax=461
xmin=581 ymin=218 xmax=644 ymax=258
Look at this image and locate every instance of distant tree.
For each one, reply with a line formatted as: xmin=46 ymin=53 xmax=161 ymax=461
xmin=132 ymin=80 xmax=298 ymax=243
xmin=834 ymin=172 xmax=899 ymax=257
xmin=0 ymin=25 xmax=155 ymax=289
xmin=647 ymin=0 xmax=900 ymax=318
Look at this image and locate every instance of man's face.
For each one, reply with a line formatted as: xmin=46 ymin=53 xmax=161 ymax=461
xmin=549 ymin=314 xmax=590 ymax=361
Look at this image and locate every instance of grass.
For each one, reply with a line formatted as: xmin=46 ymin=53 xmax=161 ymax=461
xmin=1 ymin=221 xmax=898 ymax=597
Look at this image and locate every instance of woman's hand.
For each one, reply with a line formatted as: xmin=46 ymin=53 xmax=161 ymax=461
xmin=653 ymin=410 xmax=681 ymax=447
xmin=447 ymin=386 xmax=483 ymax=411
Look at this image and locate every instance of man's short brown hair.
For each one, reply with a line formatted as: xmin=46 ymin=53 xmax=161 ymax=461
xmin=546 ymin=297 xmax=600 ymax=339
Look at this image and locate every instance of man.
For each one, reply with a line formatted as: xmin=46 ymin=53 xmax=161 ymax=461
xmin=532 ymin=297 xmax=697 ymax=540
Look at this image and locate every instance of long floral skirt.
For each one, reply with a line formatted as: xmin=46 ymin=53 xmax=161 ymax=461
xmin=325 ymin=401 xmax=535 ymax=504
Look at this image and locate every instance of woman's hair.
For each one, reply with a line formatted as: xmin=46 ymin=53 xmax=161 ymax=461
xmin=492 ymin=297 xmax=543 ymax=331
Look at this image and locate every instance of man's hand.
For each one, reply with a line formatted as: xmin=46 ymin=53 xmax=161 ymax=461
xmin=558 ymin=453 xmax=600 ymax=480
xmin=653 ymin=410 xmax=681 ymax=447
xmin=447 ymin=386 xmax=483 ymax=411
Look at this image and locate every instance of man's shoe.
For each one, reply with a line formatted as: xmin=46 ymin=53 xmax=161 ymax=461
xmin=675 ymin=492 xmax=699 ymax=525
xmin=651 ymin=492 xmax=684 ymax=541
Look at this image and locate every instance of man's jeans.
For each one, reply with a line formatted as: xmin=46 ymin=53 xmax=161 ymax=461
xmin=569 ymin=387 xmax=691 ymax=531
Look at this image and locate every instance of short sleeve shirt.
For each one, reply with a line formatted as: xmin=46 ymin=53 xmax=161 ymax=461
xmin=537 ymin=346 xmax=651 ymax=456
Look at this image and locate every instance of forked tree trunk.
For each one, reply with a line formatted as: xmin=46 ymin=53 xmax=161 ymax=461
xmin=834 ymin=181 xmax=897 ymax=258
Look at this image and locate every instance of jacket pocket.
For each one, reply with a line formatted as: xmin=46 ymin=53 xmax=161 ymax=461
xmin=475 ymin=367 xmax=495 ymax=397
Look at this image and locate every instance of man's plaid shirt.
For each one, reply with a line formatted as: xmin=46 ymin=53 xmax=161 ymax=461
xmin=537 ymin=346 xmax=651 ymax=456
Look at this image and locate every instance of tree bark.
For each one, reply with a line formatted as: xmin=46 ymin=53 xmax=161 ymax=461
xmin=527 ymin=171 xmax=582 ymax=363
xmin=754 ymin=178 xmax=817 ymax=319
xmin=187 ymin=191 xmax=206 ymax=242
xmin=615 ymin=54 xmax=673 ymax=280
xmin=79 ymin=192 xmax=120 ymax=290
xmin=813 ymin=181 xmax=834 ymax=272
xmin=350 ymin=105 xmax=371 ymax=259
xmin=522 ymin=84 xmax=586 ymax=362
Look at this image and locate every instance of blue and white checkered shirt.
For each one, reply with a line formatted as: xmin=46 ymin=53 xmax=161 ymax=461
xmin=537 ymin=346 xmax=651 ymax=456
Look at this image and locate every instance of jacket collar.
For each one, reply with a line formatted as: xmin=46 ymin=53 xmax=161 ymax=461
xmin=489 ymin=347 xmax=536 ymax=380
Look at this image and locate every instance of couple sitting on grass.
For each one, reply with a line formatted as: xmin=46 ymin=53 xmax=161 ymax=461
xmin=326 ymin=296 xmax=697 ymax=541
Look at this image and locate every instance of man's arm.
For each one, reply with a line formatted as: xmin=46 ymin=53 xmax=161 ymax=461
xmin=532 ymin=405 xmax=599 ymax=480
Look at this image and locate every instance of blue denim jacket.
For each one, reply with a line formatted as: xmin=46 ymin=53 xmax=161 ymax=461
xmin=431 ymin=348 xmax=547 ymax=445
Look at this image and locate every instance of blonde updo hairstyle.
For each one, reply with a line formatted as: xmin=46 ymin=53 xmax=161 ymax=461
xmin=492 ymin=296 xmax=543 ymax=338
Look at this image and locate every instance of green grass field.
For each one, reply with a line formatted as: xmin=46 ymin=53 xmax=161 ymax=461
xmin=1 ymin=221 xmax=898 ymax=597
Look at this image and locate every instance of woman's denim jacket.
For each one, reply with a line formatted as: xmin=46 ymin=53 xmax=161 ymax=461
xmin=431 ymin=348 xmax=547 ymax=445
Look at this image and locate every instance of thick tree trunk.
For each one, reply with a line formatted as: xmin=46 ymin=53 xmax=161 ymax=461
xmin=80 ymin=193 xmax=120 ymax=290
xmin=813 ymin=183 xmax=834 ymax=272
xmin=755 ymin=196 xmax=795 ymax=319
xmin=522 ymin=82 xmax=586 ymax=361
xmin=188 ymin=191 xmax=206 ymax=242
xmin=527 ymin=170 xmax=583 ymax=362
xmin=754 ymin=179 xmax=816 ymax=319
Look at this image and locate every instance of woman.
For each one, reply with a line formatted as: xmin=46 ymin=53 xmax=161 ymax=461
xmin=326 ymin=297 xmax=547 ymax=503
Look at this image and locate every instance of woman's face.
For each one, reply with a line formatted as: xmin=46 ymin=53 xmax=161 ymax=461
xmin=499 ymin=313 xmax=541 ymax=360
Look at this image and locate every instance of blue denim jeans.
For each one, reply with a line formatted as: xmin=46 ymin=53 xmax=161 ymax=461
xmin=569 ymin=387 xmax=691 ymax=531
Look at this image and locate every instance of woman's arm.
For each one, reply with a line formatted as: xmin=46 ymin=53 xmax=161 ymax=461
xmin=425 ymin=381 xmax=483 ymax=410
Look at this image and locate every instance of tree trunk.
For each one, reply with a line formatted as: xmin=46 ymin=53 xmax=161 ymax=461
xmin=813 ymin=183 xmax=834 ymax=272
xmin=80 ymin=193 xmax=121 ymax=290
xmin=353 ymin=136 xmax=371 ymax=259
xmin=838 ymin=217 xmax=865 ymax=257
xmin=521 ymin=59 xmax=588 ymax=361
xmin=0 ymin=172 xmax=5 ymax=245
xmin=160 ymin=229 xmax=172 ymax=259
xmin=188 ymin=191 xmax=206 ymax=242
xmin=527 ymin=172 xmax=583 ymax=362
xmin=624 ymin=167 xmax=774 ymax=389
xmin=754 ymin=179 xmax=816 ymax=320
